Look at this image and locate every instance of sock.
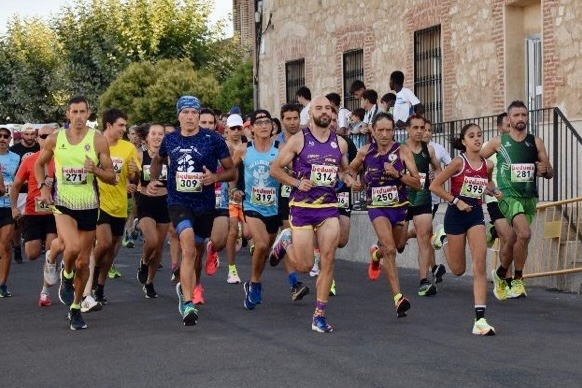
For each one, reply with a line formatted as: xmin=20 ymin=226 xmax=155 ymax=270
xmin=229 ymin=264 xmax=237 ymax=273
xmin=496 ymin=265 xmax=508 ymax=279
xmin=475 ymin=305 xmax=486 ymax=320
xmin=314 ymin=300 xmax=326 ymax=317
xmin=41 ymin=287 xmax=50 ymax=295
xmin=420 ymin=278 xmax=430 ymax=285
xmin=372 ymin=249 xmax=379 ymax=262
xmin=63 ymin=269 xmax=74 ymax=279
xmin=442 ymin=236 xmax=448 ymax=246
xmin=514 ymin=270 xmax=523 ymax=279
xmin=184 ymin=300 xmax=194 ymax=307
xmin=288 ymin=272 xmax=298 ymax=288
xmin=250 ymin=281 xmax=260 ymax=288
xmin=70 ymin=303 xmax=81 ymax=310
xmin=393 ymin=293 xmax=403 ymax=303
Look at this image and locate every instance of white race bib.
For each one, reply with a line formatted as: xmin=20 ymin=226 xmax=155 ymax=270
xmin=460 ymin=176 xmax=488 ymax=199
xmin=34 ymin=197 xmax=52 ymax=213
xmin=251 ymin=187 xmax=276 ymax=206
xmin=62 ymin=167 xmax=87 ymax=185
xmin=215 ymin=189 xmax=222 ymax=208
xmin=176 ymin=171 xmax=203 ymax=192
xmin=143 ymin=165 xmax=167 ymax=181
xmin=310 ymin=164 xmax=338 ymax=187
xmin=372 ymin=186 xmax=399 ymax=206
xmin=511 ymin=163 xmax=535 ymax=183
xmin=3 ymin=183 xmax=11 ymax=197
xmin=337 ymin=191 xmax=349 ymax=208
xmin=281 ymin=184 xmax=292 ymax=198
xmin=419 ymin=172 xmax=427 ymax=189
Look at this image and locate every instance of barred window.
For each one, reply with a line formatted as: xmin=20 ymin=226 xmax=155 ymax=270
xmin=285 ymin=59 xmax=305 ymax=103
xmin=414 ymin=25 xmax=443 ymax=125
xmin=343 ymin=49 xmax=364 ymax=111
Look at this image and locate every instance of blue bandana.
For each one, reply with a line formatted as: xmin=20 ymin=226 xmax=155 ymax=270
xmin=176 ymin=96 xmax=201 ymax=114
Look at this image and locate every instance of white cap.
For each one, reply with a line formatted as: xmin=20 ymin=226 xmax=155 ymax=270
xmin=227 ymin=114 xmax=244 ymax=127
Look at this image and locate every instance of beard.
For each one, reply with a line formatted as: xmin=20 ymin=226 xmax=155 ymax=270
xmin=313 ymin=115 xmax=330 ymax=128
xmin=514 ymin=122 xmax=527 ymax=131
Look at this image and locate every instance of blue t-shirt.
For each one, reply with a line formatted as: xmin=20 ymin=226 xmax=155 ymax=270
xmin=159 ymin=129 xmax=230 ymax=211
xmin=0 ymin=151 xmax=20 ymax=208
xmin=243 ymin=141 xmax=279 ymax=217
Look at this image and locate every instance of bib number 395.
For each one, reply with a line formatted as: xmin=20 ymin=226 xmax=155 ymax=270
xmin=460 ymin=176 xmax=488 ymax=199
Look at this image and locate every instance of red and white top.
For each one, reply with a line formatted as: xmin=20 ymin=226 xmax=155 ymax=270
xmin=15 ymin=151 xmax=55 ymax=215
xmin=450 ymin=153 xmax=488 ymax=206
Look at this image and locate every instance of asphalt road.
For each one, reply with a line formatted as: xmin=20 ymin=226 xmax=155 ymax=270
xmin=1 ymin=243 xmax=581 ymax=387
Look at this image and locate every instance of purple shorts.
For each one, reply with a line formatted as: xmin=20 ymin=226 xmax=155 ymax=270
xmin=289 ymin=206 xmax=339 ymax=230
xmin=368 ymin=207 xmax=408 ymax=226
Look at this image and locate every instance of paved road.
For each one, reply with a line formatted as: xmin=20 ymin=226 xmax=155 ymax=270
xmin=1 ymin=243 xmax=581 ymax=387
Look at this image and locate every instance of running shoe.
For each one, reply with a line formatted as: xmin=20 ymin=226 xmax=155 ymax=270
xmin=491 ymin=270 xmax=510 ymax=301
xmin=192 ymin=284 xmax=205 ymax=305
xmin=235 ymin=237 xmax=242 ymax=252
xmin=243 ymin=282 xmax=257 ymax=310
xmin=44 ymin=253 xmax=58 ymax=286
xmin=122 ymin=231 xmax=135 ymax=248
xmin=81 ymin=295 xmax=103 ymax=313
xmin=269 ymin=228 xmax=291 ymax=267
xmin=311 ymin=316 xmax=333 ymax=333
xmin=58 ymin=270 xmax=74 ymax=305
xmin=418 ymin=282 xmax=437 ymax=297
xmin=68 ymin=308 xmax=88 ymax=331
xmin=182 ymin=303 xmax=198 ymax=326
xmin=94 ymin=285 xmax=108 ymax=305
xmin=486 ymin=223 xmax=496 ymax=248
xmin=432 ymin=264 xmax=447 ymax=284
xmin=108 ymin=264 xmax=122 ymax=279
xmin=472 ymin=318 xmax=496 ymax=336
xmin=291 ymin=281 xmax=310 ymax=301
xmin=431 ymin=224 xmax=446 ymax=250
xmin=171 ymin=266 xmax=180 ymax=284
xmin=310 ymin=250 xmax=321 ymax=277
xmin=143 ymin=283 xmax=158 ymax=299
xmin=227 ymin=268 xmax=241 ymax=284
xmin=368 ymin=245 xmax=381 ymax=281
xmin=176 ymin=282 xmax=185 ymax=315
xmin=130 ymin=218 xmax=140 ymax=239
xmin=509 ymin=278 xmax=527 ymax=298
xmin=39 ymin=293 xmax=52 ymax=307
xmin=205 ymin=241 xmax=219 ymax=276
xmin=137 ymin=261 xmax=148 ymax=284
xmin=329 ymin=279 xmax=337 ymax=296
xmin=395 ymin=295 xmax=411 ymax=318
xmin=0 ymin=285 xmax=12 ymax=298
xmin=249 ymin=244 xmax=255 ymax=256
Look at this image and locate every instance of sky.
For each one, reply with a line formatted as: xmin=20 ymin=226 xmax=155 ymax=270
xmin=0 ymin=0 xmax=233 ymax=35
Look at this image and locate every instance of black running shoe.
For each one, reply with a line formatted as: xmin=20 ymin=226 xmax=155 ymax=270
xmin=291 ymin=282 xmax=310 ymax=301
xmin=171 ymin=266 xmax=180 ymax=284
xmin=58 ymin=270 xmax=75 ymax=306
xmin=69 ymin=308 xmax=88 ymax=330
xmin=432 ymin=264 xmax=446 ymax=284
xmin=143 ymin=283 xmax=158 ymax=299
xmin=137 ymin=261 xmax=148 ymax=284
xmin=94 ymin=285 xmax=108 ymax=305
xmin=92 ymin=267 xmax=101 ymax=291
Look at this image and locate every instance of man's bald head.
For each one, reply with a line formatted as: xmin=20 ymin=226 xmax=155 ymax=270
xmin=309 ymin=95 xmax=332 ymax=128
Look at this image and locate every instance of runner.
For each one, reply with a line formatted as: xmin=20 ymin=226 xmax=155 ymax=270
xmin=122 ymin=124 xmax=144 ymax=249
xmin=430 ymin=123 xmax=499 ymax=335
xmin=146 ymin=95 xmax=235 ymax=326
xmin=90 ymin=108 xmax=140 ymax=305
xmin=0 ymin=127 xmax=20 ymax=297
xmin=480 ymin=100 xmax=553 ymax=299
xmin=35 ymin=96 xmax=116 ymax=330
xmin=348 ymin=113 xmax=421 ymax=317
xmin=9 ymin=125 xmax=61 ymax=305
xmin=269 ymin=95 xmax=356 ymax=333
xmin=135 ymin=123 xmax=170 ymax=298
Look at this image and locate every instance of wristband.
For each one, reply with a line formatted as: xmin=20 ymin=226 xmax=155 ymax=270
xmin=449 ymin=196 xmax=459 ymax=206
xmin=397 ymin=171 xmax=404 ymax=180
xmin=295 ymin=179 xmax=302 ymax=188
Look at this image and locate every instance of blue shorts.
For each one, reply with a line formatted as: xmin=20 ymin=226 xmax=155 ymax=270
xmin=444 ymin=205 xmax=485 ymax=235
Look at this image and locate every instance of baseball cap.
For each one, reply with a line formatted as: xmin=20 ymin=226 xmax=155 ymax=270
xmin=22 ymin=123 xmax=35 ymax=131
xmin=0 ymin=127 xmax=11 ymax=136
xmin=226 ymin=114 xmax=244 ymax=127
xmin=229 ymin=106 xmax=242 ymax=115
xmin=176 ymin=96 xmax=201 ymax=114
xmin=250 ymin=109 xmax=272 ymax=125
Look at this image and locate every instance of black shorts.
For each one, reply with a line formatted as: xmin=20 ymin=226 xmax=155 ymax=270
xmin=216 ymin=208 xmax=229 ymax=217
xmin=432 ymin=203 xmax=439 ymax=218
xmin=244 ymin=210 xmax=281 ymax=235
xmin=168 ymin=205 xmax=215 ymax=241
xmin=487 ymin=202 xmax=505 ymax=223
xmin=23 ymin=215 xmax=57 ymax=242
xmin=406 ymin=203 xmax=433 ymax=221
xmin=278 ymin=196 xmax=290 ymax=221
xmin=0 ymin=208 xmax=14 ymax=228
xmin=337 ymin=189 xmax=351 ymax=218
xmin=137 ymin=194 xmax=170 ymax=224
xmin=444 ymin=204 xmax=485 ymax=235
xmin=97 ymin=210 xmax=126 ymax=237
xmin=54 ymin=206 xmax=98 ymax=231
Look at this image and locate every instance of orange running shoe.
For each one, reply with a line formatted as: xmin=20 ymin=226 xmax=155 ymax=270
xmin=192 ymin=284 xmax=205 ymax=305
xmin=205 ymin=241 xmax=219 ymax=276
xmin=368 ymin=245 xmax=381 ymax=281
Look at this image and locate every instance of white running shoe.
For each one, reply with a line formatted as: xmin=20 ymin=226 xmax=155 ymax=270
xmin=44 ymin=255 xmax=58 ymax=286
xmin=309 ymin=255 xmax=320 ymax=277
xmin=81 ymin=295 xmax=103 ymax=313
xmin=227 ymin=270 xmax=241 ymax=284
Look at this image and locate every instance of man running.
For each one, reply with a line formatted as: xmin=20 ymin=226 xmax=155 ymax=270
xmin=480 ymin=100 xmax=553 ymax=299
xmin=147 ymin=96 xmax=235 ymax=326
xmin=270 ymin=95 xmax=355 ymax=333
xmin=35 ymin=96 xmax=116 ymax=330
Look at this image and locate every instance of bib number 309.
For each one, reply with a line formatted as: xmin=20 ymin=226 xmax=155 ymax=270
xmin=176 ymin=171 xmax=203 ymax=192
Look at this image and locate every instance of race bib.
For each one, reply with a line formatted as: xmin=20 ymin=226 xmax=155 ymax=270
xmin=215 ymin=189 xmax=222 ymax=208
xmin=3 ymin=183 xmax=11 ymax=197
xmin=419 ymin=172 xmax=427 ymax=189
xmin=511 ymin=163 xmax=535 ymax=183
xmin=34 ymin=197 xmax=52 ymax=213
xmin=372 ymin=186 xmax=399 ymax=206
xmin=62 ymin=167 xmax=87 ymax=185
xmin=281 ymin=184 xmax=292 ymax=198
xmin=310 ymin=164 xmax=338 ymax=187
xmin=112 ymin=157 xmax=123 ymax=175
xmin=176 ymin=171 xmax=203 ymax=192
xmin=337 ymin=191 xmax=349 ymax=208
xmin=251 ymin=186 xmax=276 ymax=206
xmin=143 ymin=165 xmax=167 ymax=181
xmin=460 ymin=176 xmax=488 ymax=199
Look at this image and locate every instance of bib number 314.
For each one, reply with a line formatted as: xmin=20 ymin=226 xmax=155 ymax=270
xmin=310 ymin=164 xmax=338 ymax=187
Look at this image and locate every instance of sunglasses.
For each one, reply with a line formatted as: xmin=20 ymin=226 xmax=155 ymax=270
xmin=254 ymin=118 xmax=272 ymax=126
xmin=38 ymin=134 xmax=50 ymax=139
xmin=0 ymin=134 xmax=10 ymax=139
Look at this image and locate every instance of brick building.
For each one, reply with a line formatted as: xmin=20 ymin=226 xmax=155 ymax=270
xmin=248 ymin=0 xmax=582 ymax=128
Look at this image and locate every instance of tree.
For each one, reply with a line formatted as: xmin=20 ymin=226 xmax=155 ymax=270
xmin=99 ymin=59 xmax=219 ymax=125
xmin=216 ymin=61 xmax=254 ymax=115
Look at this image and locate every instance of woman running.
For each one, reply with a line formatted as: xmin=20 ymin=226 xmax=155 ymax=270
xmin=348 ymin=113 xmax=421 ymax=318
xmin=429 ymin=123 xmax=501 ymax=336
xmin=135 ymin=123 xmax=170 ymax=298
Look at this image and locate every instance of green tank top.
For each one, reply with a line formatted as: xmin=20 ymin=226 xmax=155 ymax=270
xmin=54 ymin=129 xmax=100 ymax=210
xmin=407 ymin=142 xmax=431 ymax=206
xmin=496 ymin=132 xmax=538 ymax=198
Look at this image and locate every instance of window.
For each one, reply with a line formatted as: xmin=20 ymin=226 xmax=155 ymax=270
xmin=343 ymin=49 xmax=364 ymax=111
xmin=285 ymin=59 xmax=305 ymax=103
xmin=414 ymin=25 xmax=443 ymax=125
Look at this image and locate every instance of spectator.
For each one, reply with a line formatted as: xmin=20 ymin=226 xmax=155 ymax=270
xmin=349 ymin=80 xmax=366 ymax=100
xmin=362 ymin=89 xmax=379 ymax=132
xmin=271 ymin=118 xmax=282 ymax=137
xmin=349 ymin=108 xmax=367 ymax=149
xmin=380 ymin=93 xmax=396 ymax=115
xmin=296 ymin=86 xmax=311 ymax=128
xmin=390 ymin=70 xmax=425 ymax=133
xmin=325 ymin=92 xmax=351 ymax=136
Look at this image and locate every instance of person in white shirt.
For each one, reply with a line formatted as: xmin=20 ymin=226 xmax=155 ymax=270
xmin=391 ymin=71 xmax=424 ymax=142
xmin=362 ymin=89 xmax=379 ymax=134
xmin=325 ymin=92 xmax=351 ymax=136
xmin=423 ymin=119 xmax=452 ymax=216
xmin=296 ymin=86 xmax=311 ymax=128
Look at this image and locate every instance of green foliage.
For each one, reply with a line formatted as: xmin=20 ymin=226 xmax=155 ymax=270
xmin=216 ymin=61 xmax=254 ymax=115
xmin=99 ymin=59 xmax=219 ymax=125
